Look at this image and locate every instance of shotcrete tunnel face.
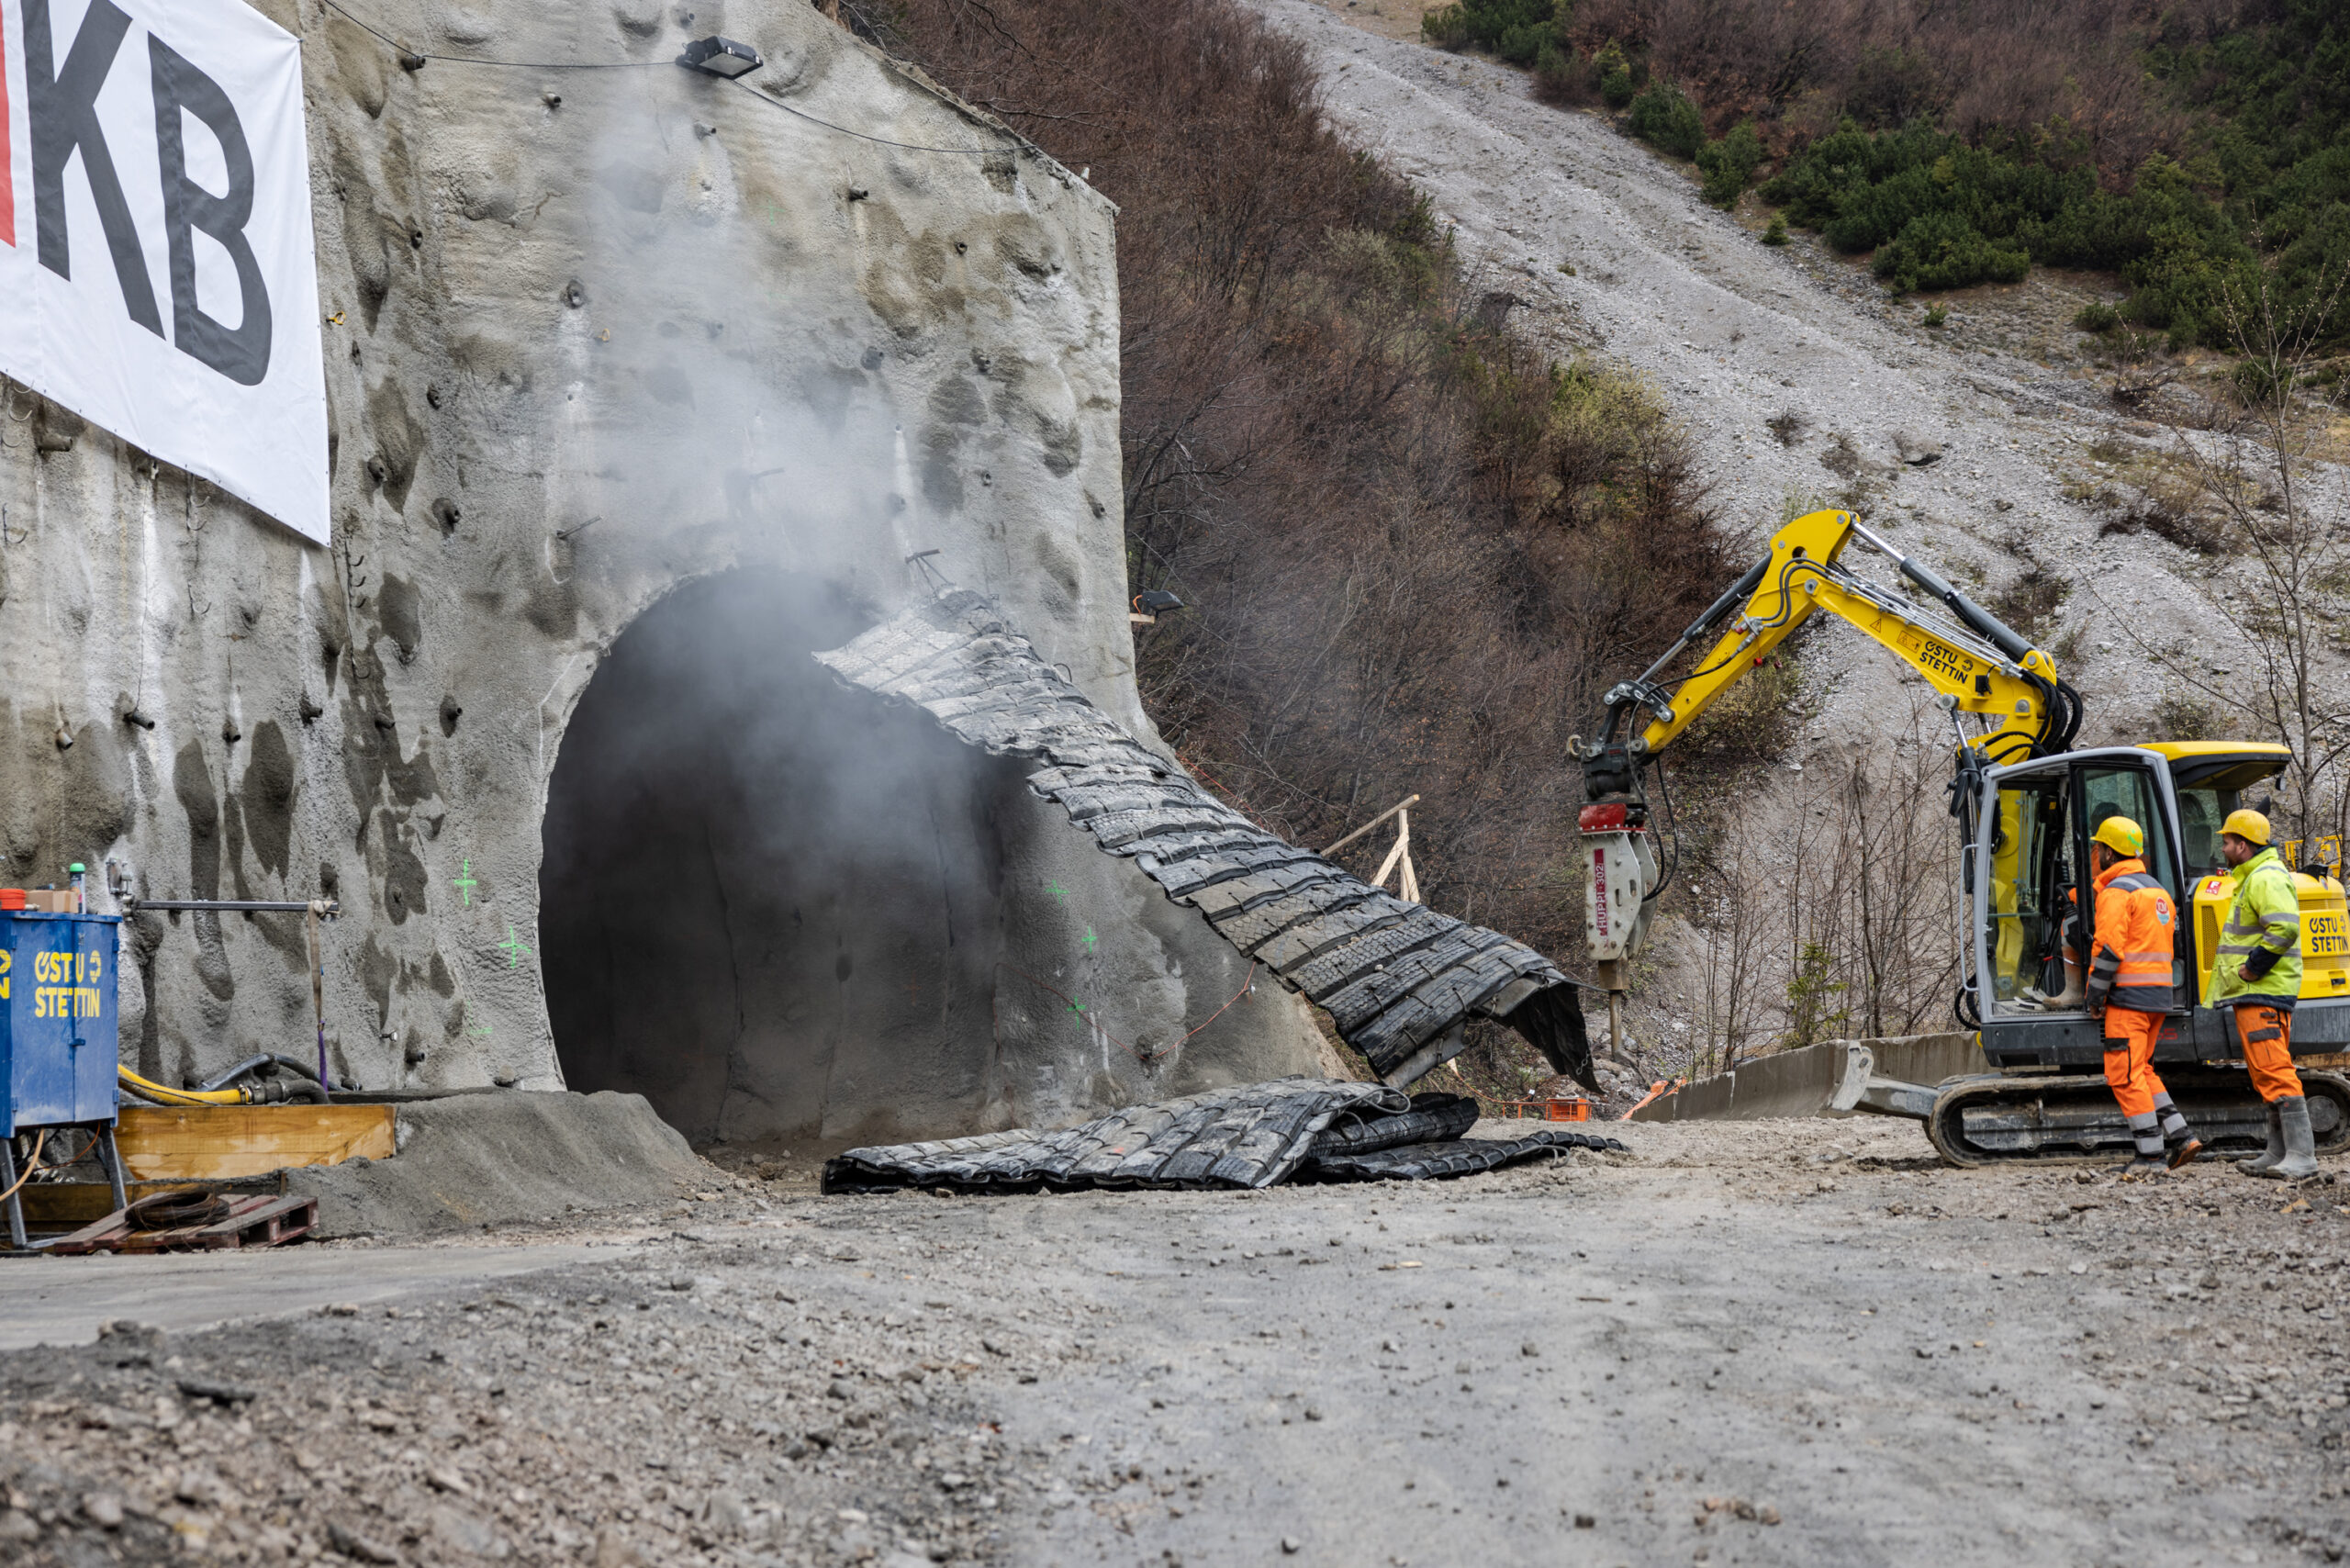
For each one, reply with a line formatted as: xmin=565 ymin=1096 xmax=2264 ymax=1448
xmin=540 ymin=570 xmax=1013 ymax=1150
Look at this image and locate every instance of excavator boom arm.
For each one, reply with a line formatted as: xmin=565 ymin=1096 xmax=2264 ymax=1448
xmin=1573 ymin=510 xmax=2077 ymax=1011
xmin=1634 ymin=510 xmax=2061 ymax=766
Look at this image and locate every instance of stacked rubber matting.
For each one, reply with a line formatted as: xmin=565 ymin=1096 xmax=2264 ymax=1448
xmin=814 ymin=589 xmax=1590 ymax=1088
xmin=819 ymin=1080 xmax=1626 ymax=1193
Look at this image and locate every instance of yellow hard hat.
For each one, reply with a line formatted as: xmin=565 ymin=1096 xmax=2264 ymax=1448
xmin=2221 ymin=808 xmax=2272 ymax=846
xmin=2091 ymin=816 xmax=2144 ymax=857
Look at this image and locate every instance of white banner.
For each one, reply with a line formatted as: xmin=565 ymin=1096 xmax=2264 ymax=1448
xmin=0 ymin=0 xmax=327 ymax=543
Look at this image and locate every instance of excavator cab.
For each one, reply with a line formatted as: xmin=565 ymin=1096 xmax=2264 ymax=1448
xmin=1969 ymin=747 xmax=2184 ymax=1021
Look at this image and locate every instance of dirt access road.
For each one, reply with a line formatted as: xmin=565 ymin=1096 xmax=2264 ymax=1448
xmin=5 ymin=1119 xmax=2346 ymax=1567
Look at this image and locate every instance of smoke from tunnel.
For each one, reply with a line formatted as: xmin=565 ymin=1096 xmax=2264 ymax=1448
xmin=539 ymin=570 xmax=1024 ymax=1149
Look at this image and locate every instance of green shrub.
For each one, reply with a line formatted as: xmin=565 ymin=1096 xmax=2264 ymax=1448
xmin=1922 ymin=303 xmax=1948 ymax=327
xmin=1531 ymin=39 xmax=1581 ymax=104
xmin=2073 ymin=302 xmax=2120 ymax=333
xmin=1421 ymin=4 xmax=1472 ymax=48
xmin=1592 ymin=39 xmax=1635 ymax=108
xmin=1761 ymin=213 xmax=1789 ymax=245
xmin=1496 ymin=19 xmax=1551 ymax=63
xmin=1872 ymin=209 xmax=2030 ymax=293
xmin=1696 ymin=122 xmax=1764 ymax=207
xmin=1627 ymin=82 xmax=1704 ymax=160
xmin=2233 ymin=356 xmax=2290 ymax=405
xmin=1421 ymin=0 xmax=1559 ymax=55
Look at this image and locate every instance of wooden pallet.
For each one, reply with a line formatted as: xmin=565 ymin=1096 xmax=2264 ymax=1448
xmin=47 ymin=1193 xmax=318 ymax=1255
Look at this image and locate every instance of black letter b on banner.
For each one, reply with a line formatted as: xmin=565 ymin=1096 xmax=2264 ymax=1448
xmin=149 ymin=36 xmax=272 ymax=386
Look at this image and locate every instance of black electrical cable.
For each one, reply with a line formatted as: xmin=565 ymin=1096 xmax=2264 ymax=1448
xmin=318 ymin=0 xmax=998 ymax=154
xmin=722 ymin=76 xmax=992 ymax=154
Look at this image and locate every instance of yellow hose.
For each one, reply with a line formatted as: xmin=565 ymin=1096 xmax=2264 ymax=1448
xmin=117 ymin=1067 xmax=245 ymax=1106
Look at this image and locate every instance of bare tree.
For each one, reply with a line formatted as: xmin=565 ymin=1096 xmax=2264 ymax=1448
xmin=1686 ymin=848 xmax=1765 ymax=1075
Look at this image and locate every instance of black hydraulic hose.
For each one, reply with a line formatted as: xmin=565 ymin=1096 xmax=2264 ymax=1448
xmin=1895 ymin=554 xmax=2033 ymax=665
xmin=1678 ymin=556 xmax=1770 ymax=648
xmin=1662 ymin=555 xmax=1824 ymax=695
xmin=2053 ymin=679 xmax=2085 ymax=751
xmin=1641 ymin=757 xmax=1681 ymax=903
xmin=196 ymin=1053 xmax=325 ymax=1092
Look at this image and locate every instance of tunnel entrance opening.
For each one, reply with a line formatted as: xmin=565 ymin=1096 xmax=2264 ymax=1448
xmin=540 ymin=570 xmax=1013 ymax=1151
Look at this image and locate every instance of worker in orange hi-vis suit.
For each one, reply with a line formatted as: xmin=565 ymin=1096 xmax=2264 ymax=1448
xmin=2082 ymin=816 xmax=2204 ymax=1175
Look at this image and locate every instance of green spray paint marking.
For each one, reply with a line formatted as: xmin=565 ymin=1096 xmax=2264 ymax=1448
xmin=498 ymin=924 xmax=532 ymax=969
xmin=453 ymin=858 xmax=478 ymax=907
xmin=1083 ymin=924 xmax=1097 ymax=950
xmin=1047 ymin=881 xmax=1069 ymax=904
xmin=1068 ymin=998 xmax=1087 ymax=1016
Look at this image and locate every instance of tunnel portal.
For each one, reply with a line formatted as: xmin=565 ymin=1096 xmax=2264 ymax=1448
xmin=539 ymin=570 xmax=1014 ymax=1150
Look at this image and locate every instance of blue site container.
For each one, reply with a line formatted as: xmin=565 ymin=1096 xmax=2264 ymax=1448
xmin=2 ymin=911 xmax=121 ymax=1137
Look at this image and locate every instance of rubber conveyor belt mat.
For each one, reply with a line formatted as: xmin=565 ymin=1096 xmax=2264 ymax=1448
xmin=819 ymin=1080 xmax=1630 ymax=1194
xmin=816 ymin=589 xmax=1593 ymax=1090
xmin=1300 ymin=1126 xmax=1627 ymax=1183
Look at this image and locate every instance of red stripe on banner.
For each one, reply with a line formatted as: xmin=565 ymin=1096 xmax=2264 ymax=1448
xmin=0 ymin=0 xmax=14 ymax=247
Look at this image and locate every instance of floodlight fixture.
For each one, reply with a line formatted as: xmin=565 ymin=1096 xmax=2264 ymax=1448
xmin=678 ymin=36 xmax=764 ymax=78
xmin=1130 ymin=588 xmax=1185 ymax=625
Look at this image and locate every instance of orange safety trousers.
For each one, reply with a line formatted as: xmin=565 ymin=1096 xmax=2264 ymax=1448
xmin=2232 ymin=1003 xmax=2305 ymax=1103
xmin=2101 ymin=1007 xmax=2169 ymax=1120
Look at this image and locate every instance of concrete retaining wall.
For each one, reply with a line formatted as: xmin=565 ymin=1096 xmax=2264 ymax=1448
xmin=1629 ymin=1032 xmax=1985 ymax=1123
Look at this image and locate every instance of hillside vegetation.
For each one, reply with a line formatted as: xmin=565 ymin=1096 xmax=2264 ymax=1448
xmin=1428 ymin=0 xmax=2349 ymax=347
xmin=878 ymin=0 xmax=1787 ymax=1082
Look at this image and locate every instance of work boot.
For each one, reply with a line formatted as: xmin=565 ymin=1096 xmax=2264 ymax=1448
xmin=2165 ymin=1128 xmax=2207 ymax=1170
xmin=2238 ymin=1102 xmax=2285 ymax=1174
xmin=2252 ymin=1096 xmax=2319 ymax=1181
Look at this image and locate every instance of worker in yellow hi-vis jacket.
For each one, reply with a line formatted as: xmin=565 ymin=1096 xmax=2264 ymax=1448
xmin=2210 ymin=810 xmax=2317 ymax=1180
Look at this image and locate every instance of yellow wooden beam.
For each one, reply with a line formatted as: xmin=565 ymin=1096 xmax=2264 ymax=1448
xmin=113 ymin=1103 xmax=395 ymax=1182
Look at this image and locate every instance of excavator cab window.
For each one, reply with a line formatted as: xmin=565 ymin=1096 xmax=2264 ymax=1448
xmin=2078 ymin=767 xmax=2177 ymax=892
xmin=1980 ymin=759 xmax=2178 ymax=1016
xmin=2169 ymin=758 xmax=2282 ymax=879
xmin=1984 ymin=772 xmax=2073 ymax=1013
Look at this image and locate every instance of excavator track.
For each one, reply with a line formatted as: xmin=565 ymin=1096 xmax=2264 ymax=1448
xmin=1926 ymin=1069 xmax=2350 ymax=1169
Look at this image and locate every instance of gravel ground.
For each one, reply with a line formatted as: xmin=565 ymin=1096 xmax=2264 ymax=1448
xmin=5 ymin=1117 xmax=2348 ymax=1566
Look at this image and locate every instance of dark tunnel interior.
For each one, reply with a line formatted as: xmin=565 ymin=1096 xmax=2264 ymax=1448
xmin=540 ymin=570 xmax=1017 ymax=1150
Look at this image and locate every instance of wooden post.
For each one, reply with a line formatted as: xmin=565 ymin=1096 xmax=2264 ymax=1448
xmin=1322 ymin=794 xmax=1420 ymax=857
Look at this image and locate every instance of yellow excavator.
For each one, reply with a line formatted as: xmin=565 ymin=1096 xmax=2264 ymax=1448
xmin=1574 ymin=508 xmax=2350 ymax=1165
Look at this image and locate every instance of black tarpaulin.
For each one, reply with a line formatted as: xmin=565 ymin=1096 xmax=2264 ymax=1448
xmin=814 ymin=590 xmax=1594 ymax=1092
xmin=820 ymin=1080 xmax=1627 ymax=1195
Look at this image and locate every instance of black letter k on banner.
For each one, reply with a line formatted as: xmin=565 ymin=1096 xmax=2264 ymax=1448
xmin=24 ymin=0 xmax=164 ymax=336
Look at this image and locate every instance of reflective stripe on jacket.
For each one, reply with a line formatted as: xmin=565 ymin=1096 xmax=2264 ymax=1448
xmin=2085 ymin=857 xmax=2175 ymax=1013
xmin=2210 ymin=846 xmax=2302 ymax=1012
